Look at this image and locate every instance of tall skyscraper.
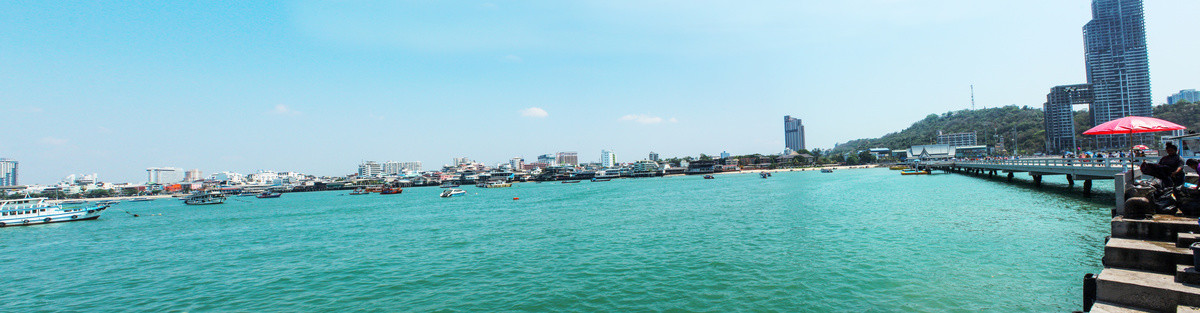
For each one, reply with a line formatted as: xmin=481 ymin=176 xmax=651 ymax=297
xmin=1043 ymin=84 xmax=1095 ymax=154
xmin=784 ymin=115 xmax=805 ymax=152
xmin=1084 ymin=0 xmax=1151 ymax=148
xmin=1168 ymin=89 xmax=1199 ymax=104
xmin=0 ymin=158 xmax=17 ymax=187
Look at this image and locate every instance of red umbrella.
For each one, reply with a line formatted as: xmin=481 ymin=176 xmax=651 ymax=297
xmin=1082 ymin=116 xmax=1186 ymax=173
xmin=1132 ymin=144 xmax=1150 ymax=150
xmin=1082 ymin=116 xmax=1185 ymax=135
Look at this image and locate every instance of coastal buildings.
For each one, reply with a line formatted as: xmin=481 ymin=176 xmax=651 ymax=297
xmin=784 ymin=115 xmax=805 ymax=152
xmin=1083 ymin=0 xmax=1152 ymax=149
xmin=720 ymin=151 xmax=730 ymax=159
xmin=210 ymin=171 xmax=245 ymax=184
xmin=184 ymin=169 xmax=203 ymax=182
xmin=358 ymin=161 xmax=382 ymax=177
xmin=537 ymin=154 xmax=557 ymax=166
xmin=0 ymin=158 xmax=17 ymax=186
xmin=453 ymin=157 xmax=472 ymax=167
xmin=936 ymin=132 xmax=978 ymax=147
xmin=600 ymin=150 xmax=616 ymax=168
xmin=1044 ymin=84 xmax=1095 ymax=154
xmin=146 ymin=167 xmax=183 ymax=184
xmin=509 ymin=158 xmax=524 ymax=171
xmin=556 ymin=152 xmax=578 ymax=166
xmin=381 ymin=161 xmax=421 ymax=175
xmin=1169 ymin=89 xmax=1199 ymax=104
xmin=649 ymin=152 xmax=659 ymax=162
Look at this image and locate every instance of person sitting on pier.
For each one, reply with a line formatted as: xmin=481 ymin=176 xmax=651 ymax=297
xmin=1141 ymin=143 xmax=1183 ymax=187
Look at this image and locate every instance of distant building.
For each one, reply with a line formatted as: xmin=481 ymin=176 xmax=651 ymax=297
xmin=184 ymin=169 xmax=202 ymax=182
xmin=720 ymin=151 xmax=730 ymax=159
xmin=453 ymin=157 xmax=471 ymax=167
xmin=556 ymin=152 xmax=578 ymax=166
xmin=908 ymin=145 xmax=955 ymax=160
xmin=210 ymin=171 xmax=245 ymax=184
xmin=1043 ymin=84 xmax=1094 ymax=154
xmin=936 ymin=132 xmax=977 ymax=147
xmin=1169 ymin=89 xmax=1200 ymax=104
xmin=509 ymin=157 xmax=524 ymax=171
xmin=381 ymin=161 xmax=421 ymax=175
xmin=146 ymin=167 xmax=183 ymax=184
xmin=633 ymin=160 xmax=660 ymax=173
xmin=0 ymin=158 xmax=17 ymax=186
xmin=784 ymin=115 xmax=805 ymax=152
xmin=358 ymin=161 xmax=382 ymax=177
xmin=1084 ymin=0 xmax=1152 ymax=149
xmin=537 ymin=154 xmax=557 ymax=166
xmin=600 ymin=150 xmax=616 ymax=168
xmin=649 ymin=152 xmax=659 ymax=162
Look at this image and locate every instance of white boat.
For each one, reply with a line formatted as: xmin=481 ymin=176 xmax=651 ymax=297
xmin=184 ymin=192 xmax=226 ymax=205
xmin=129 ymin=197 xmax=155 ymax=202
xmin=440 ymin=189 xmax=466 ymax=198
xmin=820 ymin=168 xmax=834 ymax=173
xmin=0 ymin=198 xmax=109 ymax=227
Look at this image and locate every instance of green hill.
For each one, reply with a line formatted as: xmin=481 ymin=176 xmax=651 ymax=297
xmin=828 ymin=101 xmax=1200 ymax=155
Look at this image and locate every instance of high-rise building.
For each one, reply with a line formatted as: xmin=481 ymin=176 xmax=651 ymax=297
xmin=1084 ymin=0 xmax=1152 ymax=149
xmin=509 ymin=157 xmax=524 ymax=171
xmin=358 ymin=161 xmax=382 ymax=177
xmin=556 ymin=152 xmax=578 ymax=166
xmin=784 ymin=115 xmax=805 ymax=152
xmin=649 ymin=152 xmax=659 ymax=162
xmin=147 ymin=167 xmax=183 ymax=184
xmin=936 ymin=132 xmax=978 ymax=147
xmin=537 ymin=154 xmax=557 ymax=166
xmin=600 ymin=150 xmax=616 ymax=168
xmin=1044 ymin=84 xmax=1095 ymax=154
xmin=719 ymin=151 xmax=730 ymax=159
xmin=0 ymin=158 xmax=17 ymax=187
xmin=453 ymin=157 xmax=471 ymax=167
xmin=184 ymin=169 xmax=203 ymax=182
xmin=1168 ymin=89 xmax=1199 ymax=104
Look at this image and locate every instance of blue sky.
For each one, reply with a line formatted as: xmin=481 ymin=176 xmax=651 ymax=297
xmin=2 ymin=1 xmax=1198 ymax=184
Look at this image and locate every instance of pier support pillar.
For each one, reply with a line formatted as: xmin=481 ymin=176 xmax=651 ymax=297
xmin=1033 ymin=175 xmax=1043 ymax=186
xmin=1067 ymin=175 xmax=1075 ymax=187
xmin=1084 ymin=180 xmax=1092 ymax=194
xmin=1007 ymin=172 xmax=1014 ymax=182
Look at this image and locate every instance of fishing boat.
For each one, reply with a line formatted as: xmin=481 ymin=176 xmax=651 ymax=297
xmin=256 ymin=191 xmax=283 ymax=198
xmin=0 ymin=198 xmax=109 ymax=227
xmin=184 ymin=192 xmax=226 ymax=205
xmin=703 ymin=175 xmax=715 ymax=179
xmin=379 ymin=187 xmax=402 ymax=195
xmin=129 ymin=197 xmax=155 ymax=202
xmin=348 ymin=187 xmax=369 ymax=195
xmin=562 ymin=180 xmax=582 ymax=184
xmin=440 ymin=189 xmax=466 ymax=198
xmin=901 ymin=169 xmax=931 ymax=175
xmin=760 ymin=171 xmax=771 ymax=178
xmin=820 ymin=168 xmax=834 ymax=173
xmin=591 ymin=178 xmax=611 ymax=182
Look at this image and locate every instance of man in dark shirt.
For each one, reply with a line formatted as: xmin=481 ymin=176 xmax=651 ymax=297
xmin=1142 ymin=143 xmax=1183 ymax=187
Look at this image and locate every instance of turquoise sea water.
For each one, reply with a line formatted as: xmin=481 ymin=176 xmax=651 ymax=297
xmin=1 ymin=169 xmax=1111 ymax=312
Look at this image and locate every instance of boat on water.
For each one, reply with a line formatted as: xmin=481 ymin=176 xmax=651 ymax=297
xmin=820 ymin=168 xmax=834 ymax=173
xmin=256 ymin=191 xmax=283 ymax=198
xmin=380 ymin=187 xmax=402 ymax=195
xmin=348 ymin=187 xmax=369 ymax=195
xmin=591 ymin=178 xmax=611 ymax=182
xmin=483 ymin=182 xmax=513 ymax=188
xmin=1 ymin=198 xmax=109 ymax=227
xmin=901 ymin=169 xmax=931 ymax=175
xmin=440 ymin=189 xmax=466 ymax=198
xmin=439 ymin=182 xmax=460 ymax=188
xmin=98 ymin=200 xmax=121 ymax=205
xmin=129 ymin=197 xmax=154 ymax=202
xmin=703 ymin=175 xmax=715 ymax=179
xmin=889 ymin=165 xmax=910 ymax=170
xmin=760 ymin=171 xmax=771 ymax=178
xmin=59 ymin=199 xmax=88 ymax=205
xmin=365 ymin=186 xmax=383 ymax=193
xmin=562 ymin=180 xmax=582 ymax=184
xmin=184 ymin=192 xmax=226 ymax=205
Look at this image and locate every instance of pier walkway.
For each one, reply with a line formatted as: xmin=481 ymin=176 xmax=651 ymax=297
xmin=922 ymin=157 xmax=1157 ymax=210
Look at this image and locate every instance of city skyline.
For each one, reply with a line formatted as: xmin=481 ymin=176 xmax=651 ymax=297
xmin=3 ymin=1 xmax=1199 ymax=184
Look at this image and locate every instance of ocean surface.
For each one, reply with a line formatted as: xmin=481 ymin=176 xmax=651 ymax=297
xmin=1 ymin=168 xmax=1112 ymax=312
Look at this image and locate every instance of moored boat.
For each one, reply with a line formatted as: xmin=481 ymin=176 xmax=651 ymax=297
xmin=591 ymin=178 xmax=611 ymax=182
xmin=256 ymin=191 xmax=283 ymax=198
xmin=98 ymin=200 xmax=121 ymax=205
xmin=562 ymin=180 xmax=582 ymax=184
xmin=440 ymin=189 xmax=466 ymax=197
xmin=703 ymin=175 xmax=715 ymax=179
xmin=380 ymin=187 xmax=402 ymax=195
xmin=900 ymin=169 xmax=931 ymax=175
xmin=485 ymin=182 xmax=513 ymax=188
xmin=1 ymin=198 xmax=109 ymax=227
xmin=348 ymin=187 xmax=369 ymax=195
xmin=129 ymin=197 xmax=155 ymax=202
xmin=184 ymin=192 xmax=226 ymax=205
xmin=820 ymin=168 xmax=834 ymax=173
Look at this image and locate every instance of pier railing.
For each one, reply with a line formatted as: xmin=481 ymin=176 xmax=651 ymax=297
xmin=928 ymin=156 xmax=1161 ymax=170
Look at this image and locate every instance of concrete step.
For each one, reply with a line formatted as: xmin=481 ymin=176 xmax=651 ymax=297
xmin=1178 ymin=265 xmax=1200 ymax=285
xmin=1097 ymin=268 xmax=1200 ymax=312
xmin=1113 ymin=215 xmax=1200 ymax=242
xmin=1087 ymin=301 xmax=1156 ymax=312
xmin=1179 ymin=233 xmax=1200 ymax=248
xmin=1104 ymin=238 xmax=1194 ymax=275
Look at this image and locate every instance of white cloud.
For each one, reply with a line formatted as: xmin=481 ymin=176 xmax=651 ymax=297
xmin=272 ymin=104 xmax=300 ymax=115
xmin=619 ymin=114 xmax=673 ymax=125
xmin=40 ymin=137 xmax=68 ymax=146
xmin=520 ymin=107 xmax=549 ymax=118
